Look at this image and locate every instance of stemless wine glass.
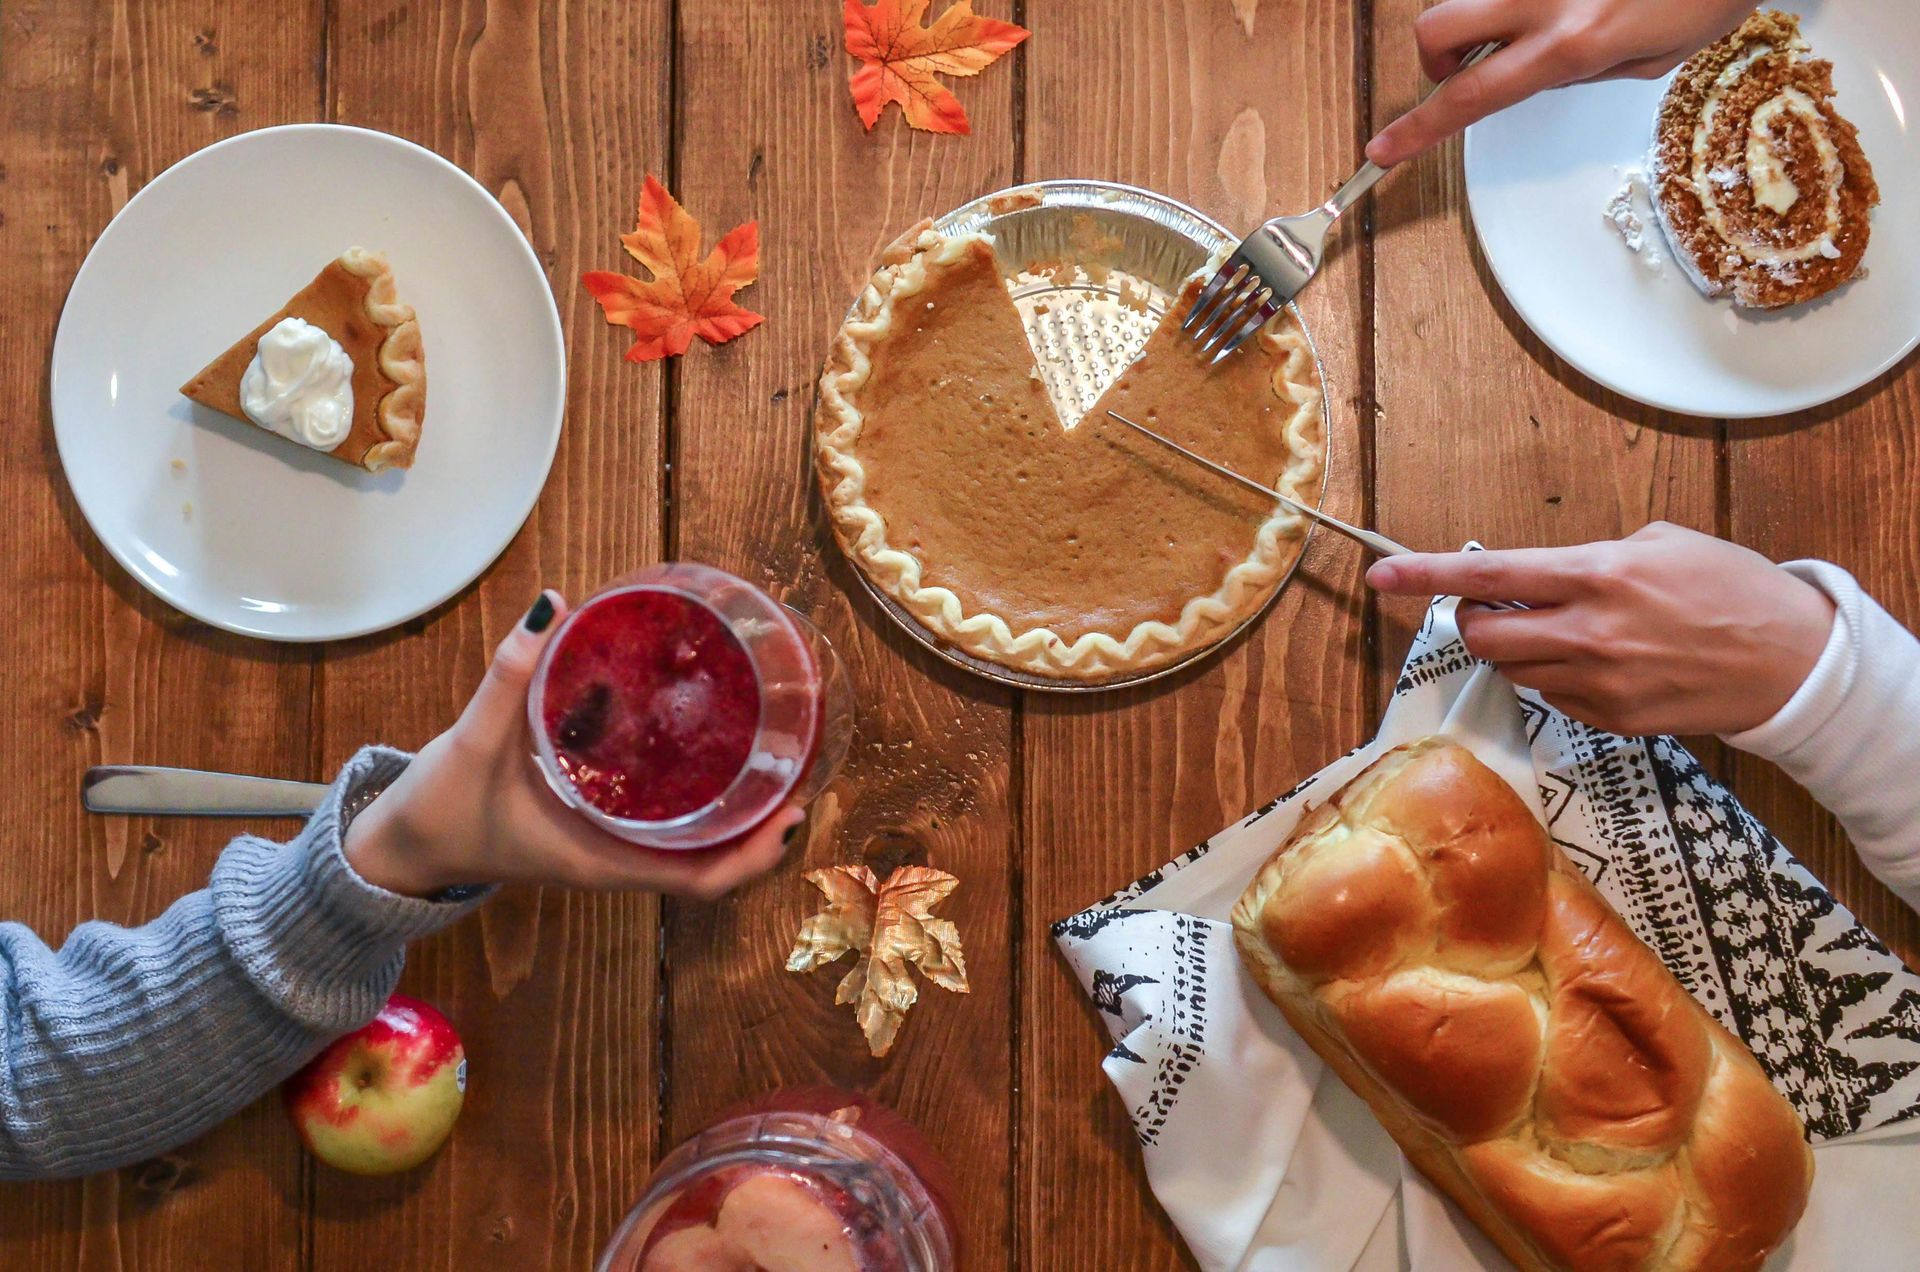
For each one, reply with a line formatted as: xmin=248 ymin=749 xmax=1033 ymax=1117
xmin=597 ymin=1089 xmax=957 ymax=1272
xmin=527 ymin=563 xmax=853 ymax=850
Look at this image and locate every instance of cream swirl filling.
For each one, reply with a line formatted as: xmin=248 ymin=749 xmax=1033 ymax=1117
xmin=1746 ymin=94 xmax=1804 ymax=214
xmin=1691 ymin=45 xmax=1843 ymax=265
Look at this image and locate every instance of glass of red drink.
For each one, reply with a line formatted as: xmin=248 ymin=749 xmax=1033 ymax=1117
xmin=596 ymin=1089 xmax=956 ymax=1272
xmin=527 ymin=563 xmax=852 ymax=850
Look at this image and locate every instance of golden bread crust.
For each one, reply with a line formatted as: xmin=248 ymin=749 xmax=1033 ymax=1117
xmin=1230 ymin=737 xmax=1814 ymax=1272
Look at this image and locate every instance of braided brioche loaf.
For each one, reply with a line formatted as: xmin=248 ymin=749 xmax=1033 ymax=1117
xmin=1230 ymin=738 xmax=1813 ymax=1272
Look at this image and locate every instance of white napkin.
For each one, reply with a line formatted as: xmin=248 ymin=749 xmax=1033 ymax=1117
xmin=1055 ymin=594 xmax=1920 ymax=1271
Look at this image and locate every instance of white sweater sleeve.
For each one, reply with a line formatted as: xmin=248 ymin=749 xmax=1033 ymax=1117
xmin=1723 ymin=561 xmax=1920 ymax=913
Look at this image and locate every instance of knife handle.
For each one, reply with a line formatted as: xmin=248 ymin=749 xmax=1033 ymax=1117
xmin=82 ymin=766 xmax=329 ymax=818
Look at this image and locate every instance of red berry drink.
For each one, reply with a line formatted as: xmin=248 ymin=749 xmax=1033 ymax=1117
xmin=597 ymin=1089 xmax=956 ymax=1272
xmin=529 ymin=564 xmax=851 ymax=850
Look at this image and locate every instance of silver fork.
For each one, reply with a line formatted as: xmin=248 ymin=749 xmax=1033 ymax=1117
xmin=1184 ymin=41 xmax=1503 ymax=362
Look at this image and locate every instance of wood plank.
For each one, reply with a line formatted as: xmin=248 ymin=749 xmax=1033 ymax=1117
xmin=664 ymin=0 xmax=1019 ymax=1263
xmin=1018 ymin=2 xmax=1370 ymax=1266
xmin=0 ymin=1 xmax=320 ymax=1267
xmin=309 ymin=2 xmax=671 ymax=1268
xmin=1727 ymin=374 xmax=1920 ymax=967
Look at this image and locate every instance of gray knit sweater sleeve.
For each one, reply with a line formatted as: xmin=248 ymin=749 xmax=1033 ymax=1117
xmin=0 ymin=746 xmax=487 ymax=1180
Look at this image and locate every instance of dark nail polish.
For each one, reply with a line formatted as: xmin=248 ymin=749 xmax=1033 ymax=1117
xmin=783 ymin=823 xmax=804 ymax=848
xmin=524 ymin=593 xmax=555 ymax=633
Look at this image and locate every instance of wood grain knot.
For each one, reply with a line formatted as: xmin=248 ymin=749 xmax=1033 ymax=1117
xmin=192 ymin=29 xmax=217 ymax=56
xmin=128 ymin=1153 xmax=196 ymax=1197
xmin=64 ymin=694 xmax=103 ymax=733
xmin=860 ymin=830 xmax=930 ymax=876
xmin=187 ymin=84 xmax=239 ymax=117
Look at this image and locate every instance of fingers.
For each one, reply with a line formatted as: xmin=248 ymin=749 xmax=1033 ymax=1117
xmin=675 ymin=808 xmax=807 ymax=901
xmin=1457 ymin=603 xmax=1594 ymax=663
xmin=565 ymin=805 xmax=806 ymax=900
xmin=1366 ymin=546 xmax=1595 ymax=605
xmin=1366 ymin=37 xmax=1574 ymax=167
xmin=459 ymin=590 xmax=570 ymax=741
xmin=1412 ymin=0 xmax=1517 ymax=81
xmin=1578 ymin=50 xmax=1685 ymax=84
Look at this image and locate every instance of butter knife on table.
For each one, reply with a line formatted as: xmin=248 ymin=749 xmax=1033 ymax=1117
xmin=82 ymin=766 xmax=327 ymax=817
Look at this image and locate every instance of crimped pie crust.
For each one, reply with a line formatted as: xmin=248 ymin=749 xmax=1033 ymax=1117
xmin=816 ymin=226 xmax=1326 ymax=681
xmin=338 ymin=248 xmax=426 ymax=472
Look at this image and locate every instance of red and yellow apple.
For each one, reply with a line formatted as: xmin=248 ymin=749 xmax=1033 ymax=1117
xmin=283 ymin=993 xmax=466 ymax=1175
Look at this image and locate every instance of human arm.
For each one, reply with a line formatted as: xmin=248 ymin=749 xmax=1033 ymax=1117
xmin=0 ymin=748 xmax=478 ymax=1179
xmin=1365 ymin=0 xmax=1758 ymax=167
xmin=0 ymin=593 xmax=798 ymax=1180
xmin=1366 ymin=523 xmax=1920 ymax=911
xmin=1722 ymin=561 xmax=1920 ymax=909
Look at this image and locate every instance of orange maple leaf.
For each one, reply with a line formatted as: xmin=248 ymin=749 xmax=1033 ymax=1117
xmin=843 ymin=0 xmax=1029 ymax=135
xmin=581 ymin=175 xmax=763 ymax=362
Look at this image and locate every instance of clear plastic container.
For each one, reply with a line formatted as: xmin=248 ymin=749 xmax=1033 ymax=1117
xmin=597 ymin=1090 xmax=956 ymax=1272
xmin=527 ymin=563 xmax=853 ymax=850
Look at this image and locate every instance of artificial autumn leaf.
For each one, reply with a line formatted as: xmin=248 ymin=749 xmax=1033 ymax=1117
xmin=787 ymin=864 xmax=969 ymax=1057
xmin=843 ymin=0 xmax=1029 ymax=135
xmin=581 ymin=175 xmax=762 ymax=362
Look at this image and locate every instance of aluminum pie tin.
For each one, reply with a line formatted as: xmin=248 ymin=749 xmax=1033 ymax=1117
xmin=824 ymin=179 xmax=1333 ymax=695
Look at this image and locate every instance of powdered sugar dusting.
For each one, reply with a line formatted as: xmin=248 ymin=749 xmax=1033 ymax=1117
xmin=1604 ymin=166 xmax=1666 ymax=273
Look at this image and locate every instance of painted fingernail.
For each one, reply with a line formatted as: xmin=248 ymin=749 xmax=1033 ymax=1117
xmin=783 ymin=822 xmax=805 ymax=848
xmin=524 ymin=592 xmax=556 ymax=633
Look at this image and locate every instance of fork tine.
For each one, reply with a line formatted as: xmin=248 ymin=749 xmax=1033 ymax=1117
xmin=1199 ymin=286 xmax=1270 ymax=357
xmin=1208 ymin=301 xmax=1276 ymax=365
xmin=1191 ymin=276 xmax=1258 ymax=349
xmin=1182 ymin=261 xmax=1247 ymax=334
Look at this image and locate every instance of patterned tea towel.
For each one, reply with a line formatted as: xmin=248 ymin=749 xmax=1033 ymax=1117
xmin=1055 ymin=594 xmax=1920 ymax=1271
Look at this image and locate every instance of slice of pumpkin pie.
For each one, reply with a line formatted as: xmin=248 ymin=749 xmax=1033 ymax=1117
xmin=181 ymin=248 xmax=425 ymax=471
xmin=815 ymin=224 xmax=1326 ymax=682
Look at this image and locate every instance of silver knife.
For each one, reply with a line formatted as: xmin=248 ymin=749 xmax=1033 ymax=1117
xmin=1105 ymin=409 xmax=1414 ymax=557
xmin=82 ymin=766 xmax=328 ymax=817
xmin=1105 ymin=409 xmax=1526 ymax=610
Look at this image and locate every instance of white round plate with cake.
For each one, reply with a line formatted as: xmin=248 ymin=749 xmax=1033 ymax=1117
xmin=51 ymin=124 xmax=565 ymax=640
xmin=1463 ymin=5 xmax=1916 ymax=418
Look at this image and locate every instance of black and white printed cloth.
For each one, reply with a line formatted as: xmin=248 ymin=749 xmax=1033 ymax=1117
xmin=1054 ymin=594 xmax=1920 ymax=1271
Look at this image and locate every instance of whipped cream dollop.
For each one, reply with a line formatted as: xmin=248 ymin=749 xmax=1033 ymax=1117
xmin=239 ymin=317 xmax=355 ymax=451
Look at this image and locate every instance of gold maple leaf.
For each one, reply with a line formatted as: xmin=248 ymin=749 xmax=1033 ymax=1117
xmin=787 ymin=864 xmax=969 ymax=1057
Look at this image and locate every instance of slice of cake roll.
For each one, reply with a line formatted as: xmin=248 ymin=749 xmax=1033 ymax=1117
xmin=1650 ymin=10 xmax=1877 ymax=309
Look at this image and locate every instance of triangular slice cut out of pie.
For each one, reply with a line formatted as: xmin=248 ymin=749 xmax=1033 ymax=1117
xmin=815 ymin=222 xmax=1326 ymax=683
xmin=181 ymin=248 xmax=426 ymax=472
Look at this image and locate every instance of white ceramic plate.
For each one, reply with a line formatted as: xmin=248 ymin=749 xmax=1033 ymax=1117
xmin=1463 ymin=1 xmax=1917 ymax=418
xmin=51 ymin=124 xmax=565 ymax=640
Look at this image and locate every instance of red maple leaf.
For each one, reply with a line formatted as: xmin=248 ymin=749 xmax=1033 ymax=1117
xmin=843 ymin=0 xmax=1029 ymax=135
xmin=582 ymin=175 xmax=763 ymax=362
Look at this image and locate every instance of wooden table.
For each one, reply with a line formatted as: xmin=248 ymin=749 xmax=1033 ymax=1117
xmin=2 ymin=1 xmax=1914 ymax=1267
